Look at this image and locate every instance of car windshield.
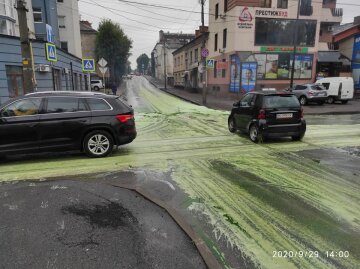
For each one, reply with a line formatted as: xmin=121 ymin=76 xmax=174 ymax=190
xmin=311 ymin=85 xmax=325 ymax=91
xmin=264 ymin=95 xmax=300 ymax=108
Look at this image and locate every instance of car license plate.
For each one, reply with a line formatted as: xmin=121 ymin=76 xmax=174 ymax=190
xmin=277 ymin=113 xmax=293 ymax=119
xmin=318 ymin=92 xmax=325 ymax=96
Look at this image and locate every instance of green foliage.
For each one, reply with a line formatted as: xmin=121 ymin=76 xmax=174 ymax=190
xmin=136 ymin=53 xmax=150 ymax=73
xmin=95 ymin=19 xmax=132 ymax=83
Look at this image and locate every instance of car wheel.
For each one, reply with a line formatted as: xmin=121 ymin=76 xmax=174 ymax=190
xmin=249 ymin=124 xmax=263 ymax=143
xmin=299 ymin=96 xmax=307 ymax=105
xmin=228 ymin=117 xmax=236 ymax=133
xmin=327 ymin=96 xmax=334 ymax=104
xmin=341 ymin=100 xmax=348 ymax=104
xmin=83 ymin=130 xmax=114 ymax=158
xmin=292 ymin=133 xmax=304 ymax=141
xmin=94 ymin=86 xmax=99 ymax=91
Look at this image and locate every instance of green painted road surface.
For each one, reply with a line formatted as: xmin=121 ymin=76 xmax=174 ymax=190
xmin=1 ymin=77 xmax=359 ymax=269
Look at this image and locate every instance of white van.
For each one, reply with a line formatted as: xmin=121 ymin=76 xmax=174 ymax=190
xmin=315 ymin=77 xmax=354 ymax=104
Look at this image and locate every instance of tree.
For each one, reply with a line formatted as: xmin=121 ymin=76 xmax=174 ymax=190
xmin=96 ymin=19 xmax=132 ymax=84
xmin=136 ymin=54 xmax=150 ymax=74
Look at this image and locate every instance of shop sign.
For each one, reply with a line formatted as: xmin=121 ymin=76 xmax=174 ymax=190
xmin=216 ymin=61 xmax=228 ymax=70
xmin=255 ymin=10 xmax=288 ymax=18
xmin=238 ymin=7 xmax=254 ymax=29
xmin=260 ymin=47 xmax=309 ymax=53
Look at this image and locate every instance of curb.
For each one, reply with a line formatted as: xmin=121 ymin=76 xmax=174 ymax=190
xmin=146 ymin=77 xmax=360 ymax=115
xmin=109 ymin=182 xmax=223 ymax=269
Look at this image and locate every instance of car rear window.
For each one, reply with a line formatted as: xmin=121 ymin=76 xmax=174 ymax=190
xmin=311 ymin=85 xmax=325 ymax=91
xmin=87 ymin=98 xmax=112 ymax=111
xmin=115 ymin=97 xmax=132 ymax=111
xmin=264 ymin=95 xmax=300 ymax=109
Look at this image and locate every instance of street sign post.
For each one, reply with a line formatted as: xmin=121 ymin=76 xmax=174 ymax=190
xmin=82 ymin=59 xmax=95 ymax=72
xmin=46 ymin=43 xmax=57 ymax=62
xmin=98 ymin=58 xmax=108 ymax=93
xmin=201 ymin=48 xmax=209 ymax=58
xmin=206 ymin=59 xmax=215 ymax=69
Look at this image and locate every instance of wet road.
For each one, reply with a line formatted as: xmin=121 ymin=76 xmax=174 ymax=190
xmin=1 ymin=76 xmax=360 ymax=269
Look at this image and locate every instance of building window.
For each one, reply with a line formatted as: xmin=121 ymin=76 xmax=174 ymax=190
xmin=58 ymin=16 xmax=66 ymax=28
xmin=260 ymin=0 xmax=272 ymax=8
xmin=277 ymin=0 xmax=288 ymax=9
xmin=214 ymin=33 xmax=218 ymax=51
xmin=214 ymin=61 xmax=217 ymax=78
xmin=224 ymin=0 xmax=228 ymax=13
xmin=190 ymin=51 xmax=193 ymax=63
xmin=33 ymin=7 xmax=43 ymax=23
xmin=222 ymin=59 xmax=226 ymax=78
xmin=300 ymin=0 xmax=313 ymax=16
xmin=57 ymin=0 xmax=64 ymax=2
xmin=223 ymin=28 xmax=227 ymax=48
xmin=215 ymin=3 xmax=219 ymax=19
xmin=255 ymin=18 xmax=316 ymax=47
xmin=0 ymin=19 xmax=6 ymax=35
xmin=61 ymin=41 xmax=68 ymax=52
xmin=195 ymin=48 xmax=198 ymax=62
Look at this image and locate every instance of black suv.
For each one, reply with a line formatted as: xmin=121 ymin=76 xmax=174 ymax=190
xmin=0 ymin=91 xmax=136 ymax=158
xmin=228 ymin=92 xmax=306 ymax=142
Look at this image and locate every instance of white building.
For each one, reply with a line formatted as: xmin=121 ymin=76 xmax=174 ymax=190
xmin=0 ymin=0 xmax=35 ymax=37
xmin=57 ymin=0 xmax=82 ymax=58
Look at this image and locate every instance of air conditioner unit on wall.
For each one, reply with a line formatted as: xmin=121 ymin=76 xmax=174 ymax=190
xmin=327 ymin=26 xmax=333 ymax=32
xmin=63 ymin=68 xmax=69 ymax=74
xmin=38 ymin=64 xmax=50 ymax=72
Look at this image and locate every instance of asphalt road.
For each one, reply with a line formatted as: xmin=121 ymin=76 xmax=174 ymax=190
xmin=1 ymin=76 xmax=360 ymax=269
xmin=0 ymin=179 xmax=206 ymax=269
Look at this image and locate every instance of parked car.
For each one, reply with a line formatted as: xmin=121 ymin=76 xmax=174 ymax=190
xmin=286 ymin=84 xmax=327 ymax=105
xmin=228 ymin=92 xmax=306 ymax=143
xmin=0 ymin=91 xmax=136 ymax=158
xmin=315 ymin=77 xmax=354 ymax=104
xmin=90 ymin=80 xmax=104 ymax=91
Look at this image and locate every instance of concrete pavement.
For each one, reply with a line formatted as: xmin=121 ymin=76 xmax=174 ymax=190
xmin=146 ymin=76 xmax=360 ymax=115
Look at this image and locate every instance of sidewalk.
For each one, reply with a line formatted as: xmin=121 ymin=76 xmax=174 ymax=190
xmin=145 ymin=76 xmax=360 ymax=115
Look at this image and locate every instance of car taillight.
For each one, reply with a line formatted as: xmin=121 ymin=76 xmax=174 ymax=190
xmin=300 ymin=107 xmax=304 ymax=119
xmin=116 ymin=114 xmax=134 ymax=123
xmin=258 ymin=109 xmax=266 ymax=120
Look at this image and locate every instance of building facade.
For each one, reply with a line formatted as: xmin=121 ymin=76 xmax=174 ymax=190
xmin=173 ymin=27 xmax=209 ymax=91
xmin=0 ymin=0 xmax=35 ymax=37
xmin=207 ymin=0 xmax=343 ymax=97
xmin=330 ymin=16 xmax=360 ymax=90
xmin=0 ymin=35 xmax=85 ymax=105
xmin=152 ymin=30 xmax=195 ymax=86
xmin=57 ymin=0 xmax=82 ymax=58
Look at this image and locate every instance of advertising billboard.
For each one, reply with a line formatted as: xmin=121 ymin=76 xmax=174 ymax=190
xmin=352 ymin=34 xmax=360 ymax=89
xmin=241 ymin=62 xmax=257 ymax=93
xmin=230 ymin=55 xmax=241 ymax=93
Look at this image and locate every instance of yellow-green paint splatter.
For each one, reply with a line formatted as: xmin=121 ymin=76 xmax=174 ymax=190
xmin=1 ymin=77 xmax=359 ymax=269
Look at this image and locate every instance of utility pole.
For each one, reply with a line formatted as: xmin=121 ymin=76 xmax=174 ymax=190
xmin=16 ymin=0 xmax=34 ymax=94
xmin=290 ymin=0 xmax=301 ymax=88
xmin=163 ymin=39 xmax=167 ymax=90
xmin=200 ymin=0 xmax=207 ymax=105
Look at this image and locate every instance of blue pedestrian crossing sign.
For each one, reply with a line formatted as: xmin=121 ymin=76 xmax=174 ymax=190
xmin=206 ymin=58 xmax=215 ymax=69
xmin=82 ymin=59 xmax=95 ymax=72
xmin=46 ymin=43 xmax=57 ymax=62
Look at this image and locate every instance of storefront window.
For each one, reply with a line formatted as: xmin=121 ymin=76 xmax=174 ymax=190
xmin=254 ymin=53 xmax=313 ymax=80
xmin=255 ymin=18 xmax=316 ymax=47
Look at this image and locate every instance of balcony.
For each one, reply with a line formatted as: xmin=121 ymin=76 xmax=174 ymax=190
xmin=331 ymin=8 xmax=343 ymax=17
xmin=321 ymin=8 xmax=342 ymax=23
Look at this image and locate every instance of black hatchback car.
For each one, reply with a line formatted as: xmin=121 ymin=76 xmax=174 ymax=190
xmin=228 ymin=92 xmax=306 ymax=142
xmin=0 ymin=91 xmax=136 ymax=158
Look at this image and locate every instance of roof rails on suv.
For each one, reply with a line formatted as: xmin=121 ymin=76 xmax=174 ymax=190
xmin=25 ymin=91 xmax=108 ymax=96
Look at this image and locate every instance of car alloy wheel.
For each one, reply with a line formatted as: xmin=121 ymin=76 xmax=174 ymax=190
xmin=228 ymin=117 xmax=236 ymax=133
xmin=249 ymin=124 xmax=263 ymax=143
xmin=299 ymin=96 xmax=307 ymax=105
xmin=84 ymin=130 xmax=114 ymax=158
xmin=327 ymin=96 xmax=334 ymax=104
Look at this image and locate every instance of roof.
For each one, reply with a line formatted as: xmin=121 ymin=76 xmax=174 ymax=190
xmin=317 ymin=51 xmax=351 ymax=65
xmin=332 ymin=23 xmax=356 ymax=35
xmin=173 ymin=32 xmax=209 ymax=55
xmin=80 ymin=21 xmax=97 ymax=33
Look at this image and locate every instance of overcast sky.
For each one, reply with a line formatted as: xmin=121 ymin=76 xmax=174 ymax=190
xmin=78 ymin=0 xmax=359 ymax=69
